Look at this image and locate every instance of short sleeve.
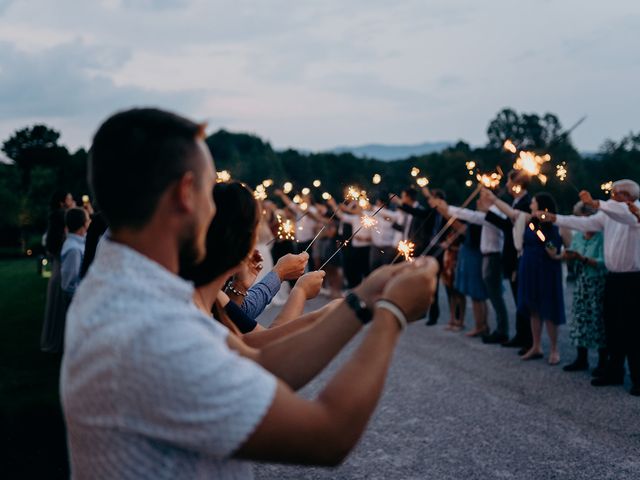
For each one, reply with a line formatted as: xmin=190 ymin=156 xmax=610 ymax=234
xmin=121 ymin=317 xmax=277 ymax=458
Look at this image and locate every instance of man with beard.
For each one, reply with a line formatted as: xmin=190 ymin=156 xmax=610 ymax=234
xmin=61 ymin=108 xmax=439 ymax=479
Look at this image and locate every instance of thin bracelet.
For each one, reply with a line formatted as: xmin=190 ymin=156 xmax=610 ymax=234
xmin=375 ymin=300 xmax=407 ymax=331
xmin=225 ymin=281 xmax=247 ymax=297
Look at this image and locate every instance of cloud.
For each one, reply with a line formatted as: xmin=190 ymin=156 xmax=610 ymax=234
xmin=0 ymin=41 xmax=203 ymax=120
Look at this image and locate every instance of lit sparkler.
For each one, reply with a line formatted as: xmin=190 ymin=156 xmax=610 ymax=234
xmin=556 ymin=164 xmax=567 ymax=182
xmin=360 ymin=215 xmax=378 ymax=229
xmin=397 ymin=240 xmax=415 ymax=262
xmin=416 ymin=177 xmax=429 ymax=187
xmin=346 ymin=186 xmax=361 ymax=201
xmin=283 ymin=182 xmax=293 ymax=194
xmin=503 ymin=139 xmax=517 ymax=154
xmin=322 ymin=192 xmax=332 ymax=200
xmin=217 ymin=170 xmax=231 ymax=183
xmin=410 ymin=167 xmax=420 ymax=177
xmin=476 ymin=172 xmax=502 ymax=189
xmin=512 ymin=184 xmax=522 ymax=195
xmin=262 ymin=179 xmax=274 ymax=187
xmin=301 ymin=187 xmax=311 ymax=195
xmin=293 ymin=194 xmax=302 ymax=204
xmin=465 ymin=161 xmax=476 ymax=170
xmin=254 ymin=185 xmax=267 ymax=201
xmin=313 ymin=179 xmax=321 ymax=187
xmin=465 ymin=180 xmax=473 ymax=187
xmin=372 ymin=173 xmax=382 ymax=184
xmin=276 ymin=215 xmax=296 ymax=241
xmin=601 ymin=181 xmax=614 ymax=194
xmin=513 ymin=150 xmax=551 ymax=185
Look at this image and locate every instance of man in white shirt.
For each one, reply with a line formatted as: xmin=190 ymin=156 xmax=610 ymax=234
xmin=61 ymin=107 xmax=440 ymax=479
xmin=370 ymin=195 xmax=403 ymax=270
xmin=535 ymin=180 xmax=640 ymax=396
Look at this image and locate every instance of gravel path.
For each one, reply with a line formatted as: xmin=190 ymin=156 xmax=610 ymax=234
xmin=254 ymin=280 xmax=640 ymax=480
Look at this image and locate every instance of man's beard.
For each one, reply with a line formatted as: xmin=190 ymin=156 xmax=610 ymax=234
xmin=178 ymin=219 xmax=204 ymax=273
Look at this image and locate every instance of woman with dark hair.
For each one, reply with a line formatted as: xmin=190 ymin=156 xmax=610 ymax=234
xmin=40 ymin=190 xmax=75 ymax=353
xmin=485 ymin=189 xmax=570 ymax=365
xmin=181 ymin=182 xmax=329 ymax=347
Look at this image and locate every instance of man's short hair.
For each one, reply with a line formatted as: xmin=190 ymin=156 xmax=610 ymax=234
xmin=508 ymin=170 xmax=530 ymax=190
xmin=613 ymin=179 xmax=640 ymax=200
xmin=89 ymin=108 xmax=206 ymax=230
xmin=403 ymin=187 xmax=418 ymax=201
xmin=65 ymin=208 xmax=87 ymax=233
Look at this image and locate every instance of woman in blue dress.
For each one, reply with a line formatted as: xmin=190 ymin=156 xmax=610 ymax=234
xmin=484 ymin=190 xmax=568 ymax=365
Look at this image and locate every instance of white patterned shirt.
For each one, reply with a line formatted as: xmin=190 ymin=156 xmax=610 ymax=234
xmin=61 ymin=238 xmax=277 ymax=479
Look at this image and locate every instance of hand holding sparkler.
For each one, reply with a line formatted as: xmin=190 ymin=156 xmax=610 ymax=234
xmin=293 ymin=270 xmax=326 ymax=299
xmin=272 ymin=252 xmax=309 ymax=281
xmin=579 ymin=190 xmax=599 ymax=209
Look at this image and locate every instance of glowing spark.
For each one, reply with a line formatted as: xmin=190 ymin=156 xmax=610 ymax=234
xmin=397 ymin=240 xmax=415 ymax=261
xmin=465 ymin=180 xmax=473 ymax=187
xmin=293 ymin=194 xmax=302 ymax=204
xmin=512 ymin=184 xmax=522 ymax=195
xmin=361 ymin=215 xmax=378 ymax=229
xmin=217 ymin=170 xmax=231 ymax=183
xmin=410 ymin=167 xmax=420 ymax=177
xmin=539 ymin=174 xmax=548 ymax=186
xmin=536 ymin=230 xmax=546 ymax=242
xmin=416 ymin=177 xmax=429 ymax=187
xmin=262 ymin=179 xmax=274 ymax=187
xmin=372 ymin=173 xmax=382 ymax=185
xmin=283 ymin=182 xmax=293 ymax=194
xmin=253 ymin=185 xmax=267 ymax=201
xmin=322 ymin=192 xmax=332 ymax=200
xmin=476 ymin=172 xmax=502 ymax=189
xmin=276 ymin=215 xmax=296 ymax=241
xmin=300 ymin=202 xmax=309 ymax=211
xmin=82 ymin=195 xmax=90 ymax=204
xmin=555 ymin=164 xmax=568 ymax=182
xmin=358 ymin=197 xmax=370 ymax=209
xmin=503 ymin=139 xmax=517 ymax=154
xmin=465 ymin=161 xmax=476 ymax=170
xmin=301 ymin=187 xmax=311 ymax=195
xmin=313 ymin=179 xmax=321 ymax=187
xmin=528 ymin=222 xmax=536 ymax=231
xmin=601 ymin=181 xmax=614 ymax=194
xmin=346 ymin=186 xmax=360 ymax=200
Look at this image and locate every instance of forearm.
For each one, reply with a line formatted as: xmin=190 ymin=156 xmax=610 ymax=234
xmin=256 ymin=301 xmax=364 ymax=390
xmin=599 ymin=200 xmax=640 ymax=226
xmin=554 ymin=214 xmax=603 ymax=232
xmin=315 ymin=310 xmax=400 ymax=455
xmin=241 ymin=272 xmax=281 ymax=319
xmin=270 ymin=287 xmax=307 ymax=328
xmin=492 ymin=198 xmax=518 ymax=222
xmin=243 ymin=303 xmax=338 ymax=348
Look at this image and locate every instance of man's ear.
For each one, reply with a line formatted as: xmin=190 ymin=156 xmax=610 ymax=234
xmin=174 ymin=171 xmax=197 ymax=214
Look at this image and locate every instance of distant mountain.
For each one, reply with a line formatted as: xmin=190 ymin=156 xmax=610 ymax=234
xmin=327 ymin=141 xmax=453 ymax=161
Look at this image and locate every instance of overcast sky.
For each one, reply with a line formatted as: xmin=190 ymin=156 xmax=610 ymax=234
xmin=0 ymin=0 xmax=638 ymax=152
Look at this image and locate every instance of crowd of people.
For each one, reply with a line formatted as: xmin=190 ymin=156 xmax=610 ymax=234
xmin=40 ymin=107 xmax=639 ymax=478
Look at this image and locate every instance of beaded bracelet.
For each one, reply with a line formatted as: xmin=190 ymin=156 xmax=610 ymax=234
xmin=225 ymin=281 xmax=247 ymax=297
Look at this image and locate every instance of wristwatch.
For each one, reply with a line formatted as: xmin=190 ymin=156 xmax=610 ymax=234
xmin=345 ymin=292 xmax=373 ymax=325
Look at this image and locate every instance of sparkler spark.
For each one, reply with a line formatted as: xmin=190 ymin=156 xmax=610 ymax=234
xmin=416 ymin=177 xmax=429 ymax=187
xmin=283 ymin=182 xmax=293 ymax=194
xmin=397 ymin=240 xmax=415 ymax=261
xmin=293 ymin=194 xmax=302 ymax=204
xmin=322 ymin=192 xmax=332 ymax=200
xmin=503 ymin=139 xmax=517 ymax=154
xmin=536 ymin=230 xmax=547 ymax=242
xmin=410 ymin=167 xmax=420 ymax=177
xmin=512 ymin=184 xmax=522 ymax=195
xmin=216 ymin=170 xmax=231 ymax=183
xmin=358 ymin=196 xmax=370 ymax=209
xmin=465 ymin=161 xmax=476 ymax=170
xmin=262 ymin=179 xmax=274 ymax=187
xmin=512 ymin=150 xmax=551 ymax=185
xmin=476 ymin=172 xmax=502 ymax=189
xmin=372 ymin=173 xmax=382 ymax=185
xmin=601 ymin=181 xmax=614 ymax=194
xmin=301 ymin=187 xmax=311 ymax=195
xmin=360 ymin=215 xmax=378 ymax=229
xmin=465 ymin=180 xmax=473 ymax=187
xmin=346 ymin=186 xmax=360 ymax=201
xmin=313 ymin=179 xmax=321 ymax=187
xmin=556 ymin=164 xmax=568 ymax=182
xmin=253 ymin=185 xmax=267 ymax=201
xmin=276 ymin=215 xmax=296 ymax=241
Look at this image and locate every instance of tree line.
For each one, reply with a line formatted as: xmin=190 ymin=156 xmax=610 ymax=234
xmin=1 ymin=108 xmax=638 ymax=255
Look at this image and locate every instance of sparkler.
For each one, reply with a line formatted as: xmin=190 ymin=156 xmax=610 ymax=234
xmin=313 ymin=179 xmax=321 ymax=187
xmin=262 ymin=179 xmax=274 ymax=187
xmin=465 ymin=180 xmax=473 ymax=187
xmin=346 ymin=186 xmax=361 ymax=201
xmin=318 ymin=194 xmax=397 ymax=269
xmin=528 ymin=222 xmax=547 ymax=242
xmin=416 ymin=177 xmax=429 ymax=188
xmin=217 ymin=170 xmax=231 ymax=183
xmin=293 ymin=194 xmax=302 ymax=204
xmin=253 ymin=184 xmax=267 ymax=201
xmin=372 ymin=173 xmax=382 ymax=185
xmin=301 ymin=187 xmax=311 ymax=195
xmin=410 ymin=167 xmax=420 ymax=177
xmin=476 ymin=172 xmax=502 ymax=190
xmin=322 ymin=192 xmax=332 ymax=200
xmin=283 ymin=182 xmax=293 ymax=194
xmin=276 ymin=215 xmax=296 ymax=241
xmin=513 ymin=150 xmax=551 ymax=185
xmin=360 ymin=215 xmax=378 ymax=229
xmin=601 ymin=181 xmax=614 ymax=194
xmin=555 ymin=162 xmax=580 ymax=192
xmin=397 ymin=240 xmax=415 ymax=262
xmin=503 ymin=139 xmax=517 ymax=154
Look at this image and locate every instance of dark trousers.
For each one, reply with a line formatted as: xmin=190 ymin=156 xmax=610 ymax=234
xmin=482 ymin=253 xmax=508 ymax=336
xmin=603 ymin=272 xmax=640 ymax=385
xmin=510 ymin=274 xmax=532 ymax=346
xmin=369 ymin=246 xmax=396 ymax=271
xmin=344 ymin=245 xmax=371 ymax=288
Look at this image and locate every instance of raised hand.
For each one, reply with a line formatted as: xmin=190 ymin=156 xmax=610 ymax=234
xmin=235 ymin=250 xmax=264 ymax=290
xmin=293 ymin=271 xmax=326 ymax=300
xmin=273 ymin=252 xmax=309 ymax=281
xmin=579 ymin=190 xmax=598 ymax=209
xmin=379 ymin=257 xmax=439 ymax=322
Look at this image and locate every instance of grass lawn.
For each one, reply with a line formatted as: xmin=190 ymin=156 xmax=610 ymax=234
xmin=0 ymin=259 xmax=69 ymax=478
